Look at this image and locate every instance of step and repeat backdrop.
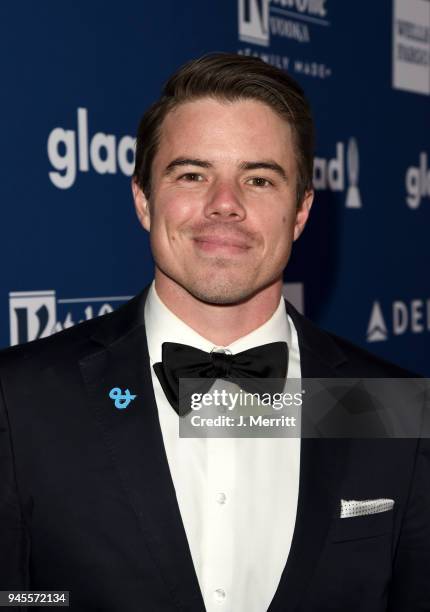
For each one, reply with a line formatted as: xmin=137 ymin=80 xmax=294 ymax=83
xmin=1 ymin=1 xmax=429 ymax=374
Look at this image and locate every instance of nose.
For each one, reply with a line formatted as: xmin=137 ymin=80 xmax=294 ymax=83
xmin=204 ymin=180 xmax=246 ymax=222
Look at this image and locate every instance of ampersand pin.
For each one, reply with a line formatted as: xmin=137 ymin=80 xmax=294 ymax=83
xmin=109 ymin=387 xmax=137 ymax=410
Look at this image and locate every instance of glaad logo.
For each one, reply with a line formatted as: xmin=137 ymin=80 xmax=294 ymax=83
xmin=313 ymin=138 xmax=362 ymax=208
xmin=47 ymin=108 xmax=135 ymax=189
xmin=9 ymin=290 xmax=131 ymax=346
xmin=367 ymin=299 xmax=430 ymax=342
xmin=405 ymin=152 xmax=430 ymax=208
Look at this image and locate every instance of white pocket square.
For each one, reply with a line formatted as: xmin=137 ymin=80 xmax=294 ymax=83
xmin=340 ymin=498 xmax=394 ymax=518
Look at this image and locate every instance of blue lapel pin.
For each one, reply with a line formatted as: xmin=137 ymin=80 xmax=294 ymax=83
xmin=109 ymin=387 xmax=137 ymax=410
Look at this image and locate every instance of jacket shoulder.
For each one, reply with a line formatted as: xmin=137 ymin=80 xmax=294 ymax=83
xmin=0 ymin=312 xmax=111 ymax=372
xmin=325 ymin=330 xmax=418 ymax=378
xmin=0 ymin=287 xmax=147 ymax=376
xmin=284 ymin=299 xmax=419 ymax=378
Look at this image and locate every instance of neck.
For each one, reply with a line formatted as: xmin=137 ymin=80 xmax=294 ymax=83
xmin=154 ymin=272 xmax=283 ymax=346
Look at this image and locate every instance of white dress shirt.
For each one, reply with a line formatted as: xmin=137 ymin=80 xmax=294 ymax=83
xmin=144 ymin=282 xmax=301 ymax=612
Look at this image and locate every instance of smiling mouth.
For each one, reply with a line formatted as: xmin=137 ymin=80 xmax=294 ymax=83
xmin=193 ymin=236 xmax=251 ymax=253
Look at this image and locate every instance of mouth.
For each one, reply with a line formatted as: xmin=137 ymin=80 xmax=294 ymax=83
xmin=193 ymin=236 xmax=251 ymax=254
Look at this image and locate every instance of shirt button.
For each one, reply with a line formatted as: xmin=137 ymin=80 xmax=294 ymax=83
xmin=216 ymin=492 xmax=227 ymax=505
xmin=214 ymin=588 xmax=226 ymax=603
xmin=210 ymin=347 xmax=232 ymax=355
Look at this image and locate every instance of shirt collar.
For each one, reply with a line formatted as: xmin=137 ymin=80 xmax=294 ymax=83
xmin=144 ymin=280 xmax=292 ymax=364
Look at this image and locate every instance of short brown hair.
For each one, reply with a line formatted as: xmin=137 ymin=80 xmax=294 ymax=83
xmin=133 ymin=52 xmax=314 ymax=208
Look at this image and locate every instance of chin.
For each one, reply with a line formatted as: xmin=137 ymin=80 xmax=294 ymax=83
xmin=156 ymin=261 xmax=275 ymax=306
xmin=184 ymin=281 xmax=260 ymax=306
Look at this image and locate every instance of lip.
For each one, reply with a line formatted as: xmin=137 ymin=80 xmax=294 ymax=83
xmin=193 ymin=236 xmax=251 ymax=253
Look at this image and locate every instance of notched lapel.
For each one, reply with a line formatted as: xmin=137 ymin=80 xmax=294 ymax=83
xmin=79 ymin=316 xmax=205 ymax=611
xmin=269 ymin=435 xmax=350 ymax=611
xmin=268 ymin=302 xmax=351 ymax=612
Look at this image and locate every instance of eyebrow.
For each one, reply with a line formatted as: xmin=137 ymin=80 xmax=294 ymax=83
xmin=163 ymin=157 xmax=288 ymax=182
xmin=164 ymin=157 xmax=212 ymax=175
xmin=239 ymin=161 xmax=288 ymax=182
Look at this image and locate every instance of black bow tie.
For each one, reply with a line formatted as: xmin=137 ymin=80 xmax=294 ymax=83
xmin=153 ymin=341 xmax=288 ymax=416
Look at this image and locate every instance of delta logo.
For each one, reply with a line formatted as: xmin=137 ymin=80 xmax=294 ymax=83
xmin=366 ymin=298 xmax=430 ymax=342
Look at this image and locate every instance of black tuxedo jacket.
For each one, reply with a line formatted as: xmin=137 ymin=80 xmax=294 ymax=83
xmin=1 ymin=285 xmax=429 ymax=611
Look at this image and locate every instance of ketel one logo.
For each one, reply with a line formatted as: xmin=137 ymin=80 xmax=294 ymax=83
xmin=238 ymin=0 xmax=328 ymax=47
xmin=367 ymin=299 xmax=430 ymax=342
xmin=239 ymin=0 xmax=270 ymax=46
xmin=8 ymin=290 xmax=128 ymax=346
xmin=313 ymin=138 xmax=362 ymax=208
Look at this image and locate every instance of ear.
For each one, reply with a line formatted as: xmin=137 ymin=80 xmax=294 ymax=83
xmin=132 ymin=179 xmax=151 ymax=231
xmin=293 ymin=189 xmax=314 ymax=241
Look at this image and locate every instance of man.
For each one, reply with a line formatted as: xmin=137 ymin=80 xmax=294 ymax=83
xmin=0 ymin=53 xmax=429 ymax=611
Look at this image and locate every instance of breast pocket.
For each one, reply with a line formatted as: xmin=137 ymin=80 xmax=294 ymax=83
xmin=331 ymin=509 xmax=394 ymax=543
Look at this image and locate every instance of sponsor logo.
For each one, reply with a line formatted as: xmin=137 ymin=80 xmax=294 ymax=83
xmin=313 ymin=138 xmax=362 ymax=208
xmin=239 ymin=0 xmax=270 ymax=46
xmin=239 ymin=0 xmax=328 ymax=46
xmin=238 ymin=0 xmax=331 ymax=79
xmin=47 ymin=108 xmax=135 ymax=189
xmin=9 ymin=285 xmax=303 ymax=346
xmin=405 ymin=151 xmax=430 ymax=208
xmin=9 ymin=290 xmax=131 ymax=346
xmin=392 ymin=0 xmax=430 ymax=95
xmin=367 ymin=302 xmax=389 ymax=342
xmin=367 ymin=298 xmax=430 ymax=342
xmin=282 ymin=282 xmax=304 ymax=313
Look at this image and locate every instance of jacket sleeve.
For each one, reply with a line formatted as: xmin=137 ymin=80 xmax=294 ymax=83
xmin=387 ymin=435 xmax=430 ymax=611
xmin=0 ymin=374 xmax=30 ymax=590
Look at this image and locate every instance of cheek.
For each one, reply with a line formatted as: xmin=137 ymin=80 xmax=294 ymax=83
xmin=150 ymin=195 xmax=198 ymax=255
xmin=262 ymin=214 xmax=296 ymax=258
xmin=266 ymin=209 xmax=294 ymax=237
xmin=152 ymin=191 xmax=197 ymax=229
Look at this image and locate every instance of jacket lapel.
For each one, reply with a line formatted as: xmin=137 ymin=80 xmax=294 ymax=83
xmin=79 ymin=286 xmax=205 ymax=611
xmin=78 ymin=287 xmax=352 ymax=612
xmin=268 ymin=300 xmax=351 ymax=612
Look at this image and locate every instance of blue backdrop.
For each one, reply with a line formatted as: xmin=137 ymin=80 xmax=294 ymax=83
xmin=1 ymin=0 xmax=429 ymax=374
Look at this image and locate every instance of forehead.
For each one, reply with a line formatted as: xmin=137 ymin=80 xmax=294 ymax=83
xmin=154 ymin=97 xmax=295 ymax=170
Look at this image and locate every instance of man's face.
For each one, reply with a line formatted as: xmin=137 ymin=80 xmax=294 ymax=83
xmin=133 ymin=97 xmax=313 ymax=305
